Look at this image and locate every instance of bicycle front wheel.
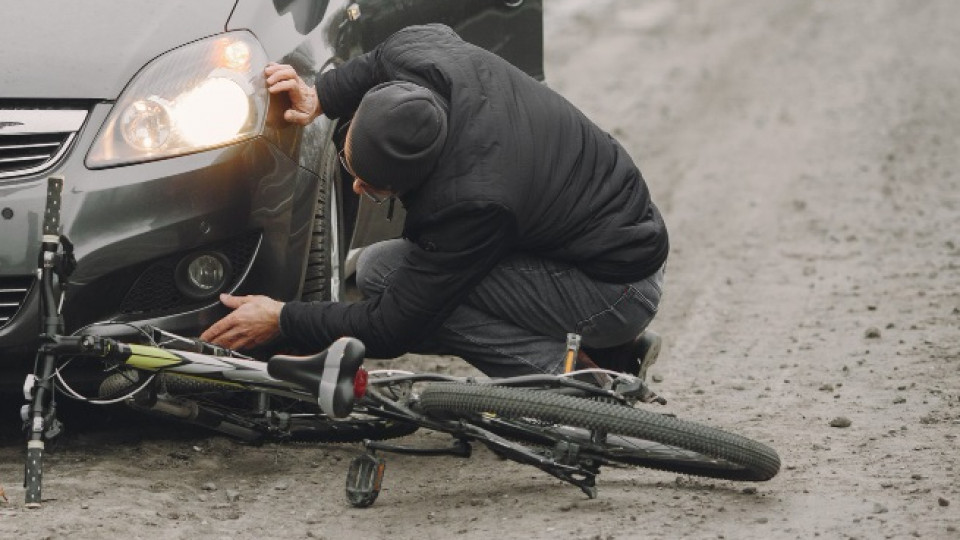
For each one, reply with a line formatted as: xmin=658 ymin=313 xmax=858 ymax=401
xmin=417 ymin=383 xmax=780 ymax=482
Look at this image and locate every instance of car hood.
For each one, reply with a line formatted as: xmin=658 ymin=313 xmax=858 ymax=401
xmin=0 ymin=0 xmax=237 ymax=100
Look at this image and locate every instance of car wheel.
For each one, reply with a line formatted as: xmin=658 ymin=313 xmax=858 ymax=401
xmin=301 ymin=140 xmax=345 ymax=302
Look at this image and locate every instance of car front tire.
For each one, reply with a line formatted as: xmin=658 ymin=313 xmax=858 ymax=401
xmin=301 ymin=140 xmax=345 ymax=302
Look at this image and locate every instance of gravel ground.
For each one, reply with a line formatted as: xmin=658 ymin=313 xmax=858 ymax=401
xmin=1 ymin=1 xmax=958 ymax=538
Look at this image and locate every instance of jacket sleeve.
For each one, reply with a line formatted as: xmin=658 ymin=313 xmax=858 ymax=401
xmin=316 ymin=24 xmax=460 ymax=119
xmin=279 ymin=203 xmax=517 ymax=357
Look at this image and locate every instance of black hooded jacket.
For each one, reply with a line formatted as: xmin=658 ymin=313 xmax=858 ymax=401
xmin=280 ymin=24 xmax=669 ymax=357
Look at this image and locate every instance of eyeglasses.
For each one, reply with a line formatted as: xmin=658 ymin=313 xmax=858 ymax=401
xmin=339 ymin=149 xmax=387 ymax=205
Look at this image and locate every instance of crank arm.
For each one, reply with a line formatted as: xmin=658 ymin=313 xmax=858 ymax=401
xmin=462 ymin=423 xmax=598 ymax=499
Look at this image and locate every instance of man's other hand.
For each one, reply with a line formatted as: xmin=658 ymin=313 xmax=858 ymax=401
xmin=200 ymin=294 xmax=284 ymax=350
xmin=265 ymin=63 xmax=321 ymax=125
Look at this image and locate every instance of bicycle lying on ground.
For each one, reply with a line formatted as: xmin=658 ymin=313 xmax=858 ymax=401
xmin=22 ymin=176 xmax=780 ymax=509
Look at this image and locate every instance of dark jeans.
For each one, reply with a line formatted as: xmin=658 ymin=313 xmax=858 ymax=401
xmin=356 ymin=239 xmax=665 ymax=377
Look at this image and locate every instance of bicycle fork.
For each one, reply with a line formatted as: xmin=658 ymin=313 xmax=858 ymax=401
xmin=22 ymin=176 xmax=70 ymax=508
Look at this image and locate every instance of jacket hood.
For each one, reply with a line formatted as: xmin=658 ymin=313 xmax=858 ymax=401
xmin=0 ymin=0 xmax=236 ymax=100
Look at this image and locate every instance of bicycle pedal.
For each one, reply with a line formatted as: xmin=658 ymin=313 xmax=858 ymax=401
xmin=44 ymin=418 xmax=64 ymax=440
xmin=612 ymin=378 xmax=667 ymax=405
xmin=345 ymin=452 xmax=386 ymax=508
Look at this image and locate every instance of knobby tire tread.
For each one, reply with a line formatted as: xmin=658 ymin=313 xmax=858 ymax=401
xmin=99 ymin=370 xmax=238 ymax=396
xmin=301 ymin=140 xmax=341 ymax=303
xmin=287 ymin=416 xmax=418 ymax=443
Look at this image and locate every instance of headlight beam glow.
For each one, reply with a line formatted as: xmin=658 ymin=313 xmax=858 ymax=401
xmin=173 ymin=78 xmax=251 ymax=147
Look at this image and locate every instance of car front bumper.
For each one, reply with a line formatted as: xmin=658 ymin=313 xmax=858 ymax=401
xmin=0 ymin=103 xmax=319 ymax=376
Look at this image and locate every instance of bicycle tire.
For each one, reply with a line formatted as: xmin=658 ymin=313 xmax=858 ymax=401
xmin=287 ymin=414 xmax=418 ymax=443
xmin=98 ymin=371 xmax=417 ymax=443
xmin=417 ymin=383 xmax=780 ymax=482
xmin=99 ymin=370 xmax=238 ymax=397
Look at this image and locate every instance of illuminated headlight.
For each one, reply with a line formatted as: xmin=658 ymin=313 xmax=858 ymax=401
xmin=87 ymin=32 xmax=268 ymax=168
xmin=175 ymin=78 xmax=250 ymax=147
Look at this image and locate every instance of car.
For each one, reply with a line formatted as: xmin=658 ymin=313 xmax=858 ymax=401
xmin=0 ymin=0 xmax=544 ymax=388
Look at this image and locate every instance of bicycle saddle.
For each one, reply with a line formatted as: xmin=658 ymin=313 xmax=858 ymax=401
xmin=268 ymin=337 xmax=367 ymax=418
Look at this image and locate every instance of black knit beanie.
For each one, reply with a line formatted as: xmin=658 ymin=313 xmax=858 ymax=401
xmin=348 ymin=81 xmax=448 ymax=194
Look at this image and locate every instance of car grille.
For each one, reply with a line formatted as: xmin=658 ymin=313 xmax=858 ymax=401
xmin=0 ymin=107 xmax=88 ymax=180
xmin=0 ymin=276 xmax=33 ymax=328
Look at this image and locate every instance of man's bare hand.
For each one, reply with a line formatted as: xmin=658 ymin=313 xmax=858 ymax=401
xmin=200 ymin=294 xmax=284 ymax=350
xmin=265 ymin=62 xmax=321 ymax=125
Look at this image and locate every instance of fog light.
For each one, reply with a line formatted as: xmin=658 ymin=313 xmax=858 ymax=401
xmin=188 ymin=255 xmax=224 ymax=290
xmin=175 ymin=252 xmax=231 ymax=300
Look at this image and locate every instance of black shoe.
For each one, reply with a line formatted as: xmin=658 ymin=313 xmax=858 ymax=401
xmin=635 ymin=330 xmax=661 ymax=382
xmin=582 ymin=330 xmax=662 ymax=381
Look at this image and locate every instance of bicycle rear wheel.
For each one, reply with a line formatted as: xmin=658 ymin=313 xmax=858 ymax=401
xmin=417 ymin=383 xmax=780 ymax=482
